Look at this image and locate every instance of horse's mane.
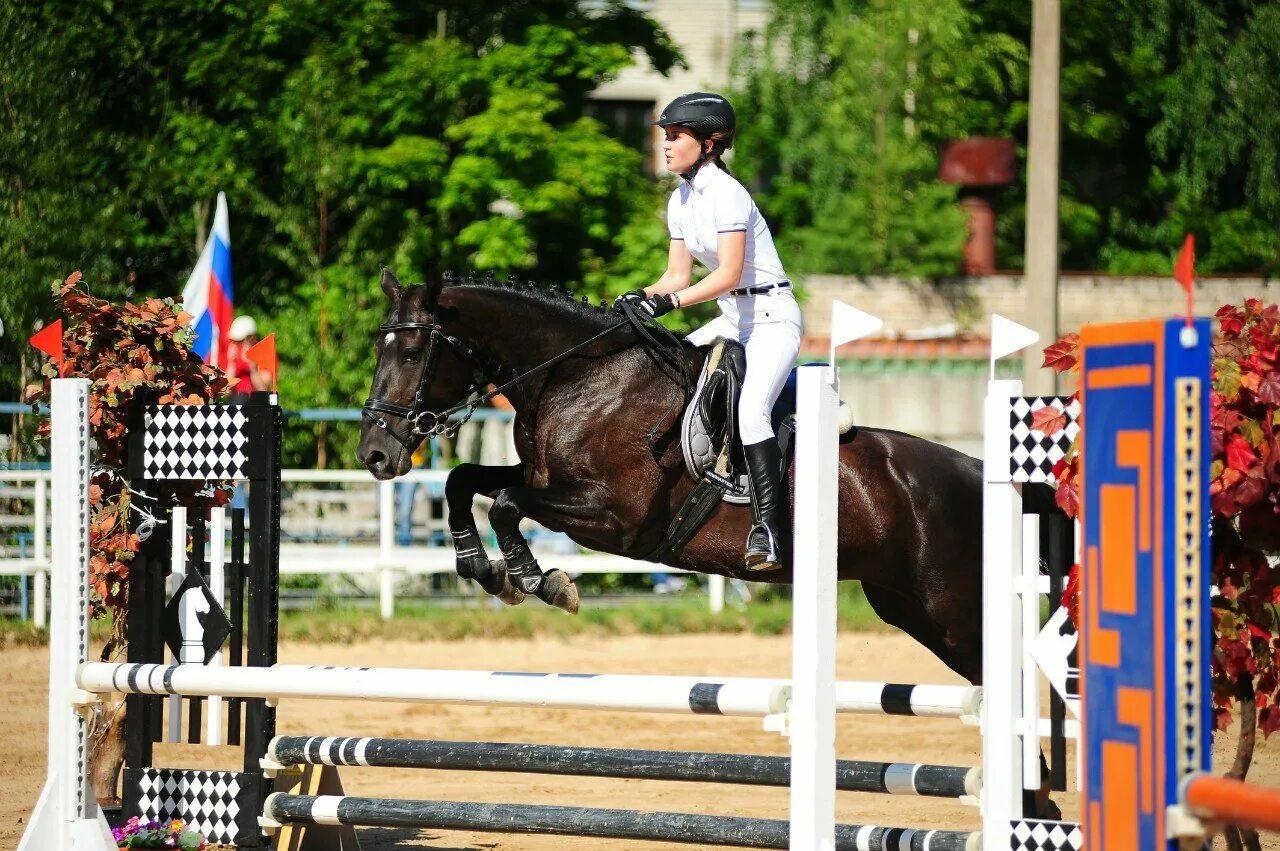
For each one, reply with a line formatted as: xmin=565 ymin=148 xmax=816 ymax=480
xmin=443 ymin=272 xmax=621 ymax=334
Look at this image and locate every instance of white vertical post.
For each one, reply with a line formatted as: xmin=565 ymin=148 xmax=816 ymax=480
xmin=789 ymin=364 xmax=839 ymax=851
xmin=1021 ymin=513 xmax=1042 ymax=789
xmin=19 ymin=378 xmax=115 ymax=850
xmin=379 ymin=480 xmax=394 ymax=558
xmin=708 ymin=575 xmax=725 ymax=615
xmin=167 ymin=506 xmax=187 ymax=743
xmin=34 ymin=476 xmax=48 ymax=629
xmin=34 ymin=569 xmax=48 ymax=631
xmin=379 ymin=480 xmax=395 ymax=620
xmin=206 ymin=507 xmax=226 ymax=745
xmin=380 ymin=568 xmax=395 ymax=621
xmin=983 ymin=378 xmax=1024 ymax=847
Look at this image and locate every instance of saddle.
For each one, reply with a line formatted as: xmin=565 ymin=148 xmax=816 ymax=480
xmin=656 ymin=339 xmax=857 ymax=562
xmin=654 ymin=340 xmax=794 ymax=561
xmin=679 ymin=339 xmax=794 ymax=505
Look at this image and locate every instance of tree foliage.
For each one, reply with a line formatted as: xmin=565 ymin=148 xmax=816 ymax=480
xmin=731 ymin=0 xmax=1013 ymax=276
xmin=1 ymin=0 xmax=680 ymax=464
xmin=729 ymin=0 xmax=1280 ymax=276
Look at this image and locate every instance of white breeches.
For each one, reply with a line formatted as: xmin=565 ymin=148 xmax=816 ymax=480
xmin=685 ymin=294 xmax=803 ymax=445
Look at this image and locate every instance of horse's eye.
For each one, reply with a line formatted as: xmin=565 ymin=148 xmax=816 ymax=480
xmin=403 ymin=349 xmax=423 ymax=364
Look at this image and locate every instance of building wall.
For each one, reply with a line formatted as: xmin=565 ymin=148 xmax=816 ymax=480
xmin=805 ymin=274 xmax=1277 ymax=455
xmin=592 ymin=0 xmax=769 ymax=171
xmin=802 ymin=274 xmax=1280 ymax=341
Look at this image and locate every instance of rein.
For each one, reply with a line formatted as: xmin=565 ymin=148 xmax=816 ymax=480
xmin=364 ymin=296 xmax=695 ymax=449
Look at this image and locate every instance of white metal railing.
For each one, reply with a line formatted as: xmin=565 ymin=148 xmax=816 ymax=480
xmin=2 ymin=468 xmax=726 ymax=624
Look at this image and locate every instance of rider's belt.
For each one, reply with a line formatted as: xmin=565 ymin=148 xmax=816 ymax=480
xmin=731 ymin=281 xmax=791 ymax=297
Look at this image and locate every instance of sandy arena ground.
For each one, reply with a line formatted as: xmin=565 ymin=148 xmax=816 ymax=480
xmin=3 ymin=631 xmax=1277 ymax=849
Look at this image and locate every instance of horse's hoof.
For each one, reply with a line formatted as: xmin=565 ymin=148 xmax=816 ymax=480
xmin=539 ymin=569 xmax=579 ymax=614
xmin=497 ymin=572 xmax=527 ymax=606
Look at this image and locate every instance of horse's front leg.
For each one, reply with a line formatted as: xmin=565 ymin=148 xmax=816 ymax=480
xmin=444 ymin=462 xmax=526 ymax=605
xmin=487 ymin=485 xmax=619 ymax=615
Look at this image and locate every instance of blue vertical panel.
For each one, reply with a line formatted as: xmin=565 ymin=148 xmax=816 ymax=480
xmin=1080 ymin=318 xmax=1210 ymax=851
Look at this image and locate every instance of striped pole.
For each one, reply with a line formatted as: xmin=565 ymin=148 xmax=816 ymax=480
xmin=78 ymin=662 xmax=980 ymax=720
xmin=263 ymin=795 xmax=978 ymax=851
xmin=267 ymin=736 xmax=980 ymax=800
xmin=77 ymin=664 xmax=792 ymax=717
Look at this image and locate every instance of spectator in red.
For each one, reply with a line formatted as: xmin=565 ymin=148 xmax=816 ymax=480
xmin=227 ymin=315 xmax=271 ymax=403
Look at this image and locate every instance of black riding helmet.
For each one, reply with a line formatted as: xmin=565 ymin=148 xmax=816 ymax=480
xmin=653 ymin=92 xmax=736 ymax=180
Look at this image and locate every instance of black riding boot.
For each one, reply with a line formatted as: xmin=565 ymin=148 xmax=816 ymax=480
xmin=743 ymin=438 xmax=784 ymax=571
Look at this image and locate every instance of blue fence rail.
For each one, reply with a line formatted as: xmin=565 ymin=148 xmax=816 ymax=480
xmin=1 ymin=402 xmax=516 ymax=423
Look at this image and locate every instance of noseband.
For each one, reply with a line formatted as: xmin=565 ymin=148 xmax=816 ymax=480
xmin=362 ymin=322 xmax=492 ymax=447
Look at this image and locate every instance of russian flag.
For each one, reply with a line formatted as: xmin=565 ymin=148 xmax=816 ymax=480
xmin=181 ymin=192 xmax=234 ymax=368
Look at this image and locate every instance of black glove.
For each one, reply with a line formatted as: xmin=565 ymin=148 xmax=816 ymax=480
xmin=641 ymin=293 xmax=676 ymax=318
xmin=614 ymin=290 xmax=648 ymax=310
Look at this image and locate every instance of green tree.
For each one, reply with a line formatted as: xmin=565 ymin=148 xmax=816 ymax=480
xmin=731 ymin=0 xmax=1025 ymax=276
xmin=0 ymin=0 xmax=681 ymax=464
xmin=732 ymin=0 xmax=1280 ymax=278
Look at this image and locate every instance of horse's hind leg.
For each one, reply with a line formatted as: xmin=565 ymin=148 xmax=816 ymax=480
xmin=860 ymin=582 xmax=981 ymax=685
xmin=445 ymin=463 xmax=526 ymax=605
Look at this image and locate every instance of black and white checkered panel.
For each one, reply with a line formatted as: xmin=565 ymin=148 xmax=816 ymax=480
xmin=135 ymin=768 xmax=243 ymax=845
xmin=1011 ymin=819 xmax=1083 ymax=851
xmin=1009 ymin=396 xmax=1080 ymax=484
xmin=141 ymin=405 xmax=250 ymax=480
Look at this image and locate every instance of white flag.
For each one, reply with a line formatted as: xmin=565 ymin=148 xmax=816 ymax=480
xmin=990 ymin=313 xmax=1039 ymax=362
xmin=830 ymin=300 xmax=883 ymax=348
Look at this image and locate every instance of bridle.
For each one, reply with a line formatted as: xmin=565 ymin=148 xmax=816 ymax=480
xmin=362 ymin=298 xmax=691 ymax=452
xmin=362 ymin=321 xmax=493 ymax=448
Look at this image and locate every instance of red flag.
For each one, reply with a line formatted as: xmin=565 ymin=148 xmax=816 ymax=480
xmin=29 ymin=319 xmax=63 ymax=364
xmin=1175 ymin=234 xmax=1195 ymax=326
xmin=1175 ymin=234 xmax=1195 ymax=291
xmin=245 ymin=333 xmax=278 ymax=391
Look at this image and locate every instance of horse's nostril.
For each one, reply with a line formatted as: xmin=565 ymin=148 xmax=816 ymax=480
xmin=365 ymin=449 xmax=387 ymax=471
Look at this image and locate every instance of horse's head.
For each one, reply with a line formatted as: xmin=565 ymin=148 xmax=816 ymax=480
xmin=357 ymin=268 xmax=488 ymax=479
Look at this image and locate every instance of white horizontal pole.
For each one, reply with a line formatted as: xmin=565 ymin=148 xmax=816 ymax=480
xmin=78 ymin=664 xmax=793 ymax=717
xmin=829 ymin=682 xmax=980 ymax=719
xmin=281 ymin=469 xmax=449 ymax=484
xmin=76 ymin=662 xmax=978 ymax=720
xmin=276 ymin=546 xmax=683 ymax=576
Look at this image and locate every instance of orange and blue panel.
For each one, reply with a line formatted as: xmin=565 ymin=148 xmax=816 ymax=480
xmin=1080 ymin=317 xmax=1211 ymax=851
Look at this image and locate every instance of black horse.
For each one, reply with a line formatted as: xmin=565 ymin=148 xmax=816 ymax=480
xmin=358 ymin=270 xmax=985 ymax=685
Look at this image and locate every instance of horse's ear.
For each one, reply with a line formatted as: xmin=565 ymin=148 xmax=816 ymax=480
xmin=380 ymin=266 xmax=402 ymax=302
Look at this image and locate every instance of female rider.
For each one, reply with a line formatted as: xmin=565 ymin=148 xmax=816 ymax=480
xmin=619 ymin=92 xmax=803 ymax=572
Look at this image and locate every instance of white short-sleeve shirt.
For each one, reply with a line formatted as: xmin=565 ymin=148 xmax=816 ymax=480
xmin=667 ymin=164 xmax=790 ymax=309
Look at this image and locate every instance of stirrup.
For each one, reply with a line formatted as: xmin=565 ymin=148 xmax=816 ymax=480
xmin=744 ymin=524 xmax=780 ymax=571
